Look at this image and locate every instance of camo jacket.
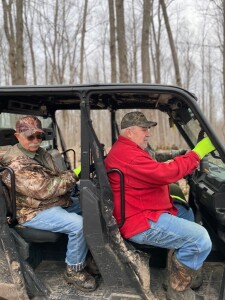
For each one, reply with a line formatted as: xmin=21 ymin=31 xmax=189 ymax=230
xmin=0 ymin=144 xmax=76 ymax=224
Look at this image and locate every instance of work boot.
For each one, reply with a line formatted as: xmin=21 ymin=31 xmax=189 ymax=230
xmin=166 ymin=254 xmax=204 ymax=300
xmin=64 ymin=265 xmax=97 ymax=292
xmin=163 ymin=250 xmax=203 ymax=290
xmin=164 ymin=269 xmax=203 ymax=291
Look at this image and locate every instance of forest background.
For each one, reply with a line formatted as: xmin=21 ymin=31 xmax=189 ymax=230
xmin=0 ymin=0 xmax=225 ymax=154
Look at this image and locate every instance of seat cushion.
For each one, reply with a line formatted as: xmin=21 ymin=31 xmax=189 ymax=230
xmin=15 ymin=224 xmax=63 ymax=243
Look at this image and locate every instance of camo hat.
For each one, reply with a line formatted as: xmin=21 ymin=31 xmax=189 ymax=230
xmin=121 ymin=112 xmax=157 ymax=129
xmin=16 ymin=115 xmax=44 ymax=137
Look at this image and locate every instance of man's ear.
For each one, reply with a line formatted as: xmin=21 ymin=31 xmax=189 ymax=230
xmin=126 ymin=127 xmax=133 ymax=139
xmin=14 ymin=132 xmax=19 ymax=140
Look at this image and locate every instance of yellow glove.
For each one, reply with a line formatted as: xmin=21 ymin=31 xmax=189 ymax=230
xmin=193 ymin=137 xmax=215 ymax=159
xmin=73 ymin=166 xmax=81 ymax=177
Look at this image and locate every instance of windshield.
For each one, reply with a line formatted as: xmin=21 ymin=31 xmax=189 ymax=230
xmin=179 ymin=111 xmax=225 ymax=170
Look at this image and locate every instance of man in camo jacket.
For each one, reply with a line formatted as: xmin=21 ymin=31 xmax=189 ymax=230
xmin=0 ymin=115 xmax=97 ymax=292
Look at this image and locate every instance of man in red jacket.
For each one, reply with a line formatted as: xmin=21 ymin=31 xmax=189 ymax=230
xmin=105 ymin=111 xmax=215 ymax=300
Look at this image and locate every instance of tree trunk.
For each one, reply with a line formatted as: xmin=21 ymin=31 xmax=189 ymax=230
xmin=80 ymin=0 xmax=88 ymax=84
xmin=223 ymin=0 xmax=225 ymax=118
xmin=141 ymin=0 xmax=152 ymax=83
xmin=115 ymin=0 xmax=128 ymax=83
xmin=160 ymin=0 xmax=182 ymax=87
xmin=131 ymin=0 xmax=138 ymax=82
xmin=24 ymin=1 xmax=37 ymax=84
xmin=2 ymin=0 xmax=26 ymax=84
xmin=15 ymin=0 xmax=25 ymax=84
xmin=108 ymin=0 xmax=117 ymax=83
xmin=151 ymin=3 xmax=162 ymax=83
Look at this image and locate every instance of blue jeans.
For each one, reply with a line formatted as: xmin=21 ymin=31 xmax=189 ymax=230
xmin=128 ymin=204 xmax=212 ymax=270
xmin=22 ymin=196 xmax=88 ymax=271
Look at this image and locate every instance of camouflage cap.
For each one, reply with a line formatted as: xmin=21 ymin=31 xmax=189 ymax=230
xmin=121 ymin=112 xmax=157 ymax=129
xmin=16 ymin=115 xmax=44 ymax=137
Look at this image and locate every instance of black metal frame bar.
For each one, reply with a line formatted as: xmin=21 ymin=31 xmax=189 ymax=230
xmin=107 ymin=168 xmax=125 ymax=228
xmin=0 ymin=167 xmax=16 ymax=223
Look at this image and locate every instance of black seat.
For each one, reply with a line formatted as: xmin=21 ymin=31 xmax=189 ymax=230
xmin=0 ymin=128 xmax=17 ymax=146
xmin=15 ymin=225 xmax=62 ymax=243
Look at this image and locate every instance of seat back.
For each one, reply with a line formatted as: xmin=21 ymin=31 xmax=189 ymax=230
xmin=0 ymin=128 xmax=17 ymax=146
xmin=48 ymin=149 xmax=68 ymax=171
xmin=107 ymin=168 xmax=125 ymax=228
xmin=0 ymin=128 xmax=17 ymax=158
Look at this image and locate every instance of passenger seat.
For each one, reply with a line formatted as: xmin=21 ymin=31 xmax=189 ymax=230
xmin=48 ymin=149 xmax=68 ymax=171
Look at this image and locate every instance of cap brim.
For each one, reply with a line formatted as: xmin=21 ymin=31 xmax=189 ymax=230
xmin=22 ymin=128 xmax=44 ymax=137
xmin=139 ymin=121 xmax=157 ymax=128
xmin=148 ymin=121 xmax=157 ymax=127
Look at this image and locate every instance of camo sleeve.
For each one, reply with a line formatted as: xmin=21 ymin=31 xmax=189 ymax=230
xmin=2 ymin=156 xmax=76 ymax=201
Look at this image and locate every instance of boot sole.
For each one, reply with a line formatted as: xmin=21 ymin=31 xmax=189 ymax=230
xmin=63 ymin=273 xmax=97 ymax=292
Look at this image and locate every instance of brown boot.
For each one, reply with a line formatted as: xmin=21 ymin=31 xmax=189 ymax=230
xmin=163 ymin=250 xmax=203 ymax=290
xmin=166 ymin=254 xmax=204 ymax=300
xmin=64 ymin=265 xmax=97 ymax=292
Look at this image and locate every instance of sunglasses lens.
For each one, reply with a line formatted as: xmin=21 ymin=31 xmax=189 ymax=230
xmin=36 ymin=134 xmax=44 ymax=139
xmin=27 ymin=133 xmax=44 ymax=141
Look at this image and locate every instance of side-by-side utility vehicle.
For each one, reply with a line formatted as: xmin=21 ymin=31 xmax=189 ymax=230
xmin=0 ymin=84 xmax=224 ymax=300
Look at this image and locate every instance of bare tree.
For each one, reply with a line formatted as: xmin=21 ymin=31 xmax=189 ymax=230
xmin=80 ymin=0 xmax=88 ymax=84
xmin=115 ymin=0 xmax=128 ymax=83
xmin=2 ymin=0 xmax=26 ymax=84
xmin=24 ymin=1 xmax=37 ymax=84
xmin=159 ymin=0 xmax=182 ymax=87
xmin=222 ymin=0 xmax=225 ymax=118
xmin=0 ymin=30 xmax=10 ymax=84
xmin=141 ymin=0 xmax=152 ymax=83
xmin=131 ymin=0 xmax=138 ymax=82
xmin=151 ymin=2 xmax=162 ymax=83
xmin=108 ymin=0 xmax=117 ymax=82
xmin=37 ymin=0 xmax=75 ymax=84
xmin=213 ymin=0 xmax=225 ymax=117
xmin=207 ymin=47 xmax=213 ymax=124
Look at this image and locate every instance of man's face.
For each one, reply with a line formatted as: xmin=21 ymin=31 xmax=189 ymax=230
xmin=14 ymin=132 xmax=43 ymax=152
xmin=127 ymin=126 xmax=151 ymax=149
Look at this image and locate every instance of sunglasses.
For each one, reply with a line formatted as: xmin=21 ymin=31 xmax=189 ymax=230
xmin=26 ymin=133 xmax=44 ymax=141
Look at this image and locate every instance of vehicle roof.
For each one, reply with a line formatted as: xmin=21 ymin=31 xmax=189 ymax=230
xmin=0 ymin=83 xmax=197 ymax=116
xmin=1 ymin=83 xmax=225 ymax=164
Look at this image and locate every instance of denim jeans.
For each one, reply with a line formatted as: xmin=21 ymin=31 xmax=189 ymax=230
xmin=128 ymin=204 xmax=212 ymax=270
xmin=22 ymin=196 xmax=88 ymax=271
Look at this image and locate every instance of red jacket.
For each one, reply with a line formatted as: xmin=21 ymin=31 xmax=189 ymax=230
xmin=104 ymin=136 xmax=200 ymax=239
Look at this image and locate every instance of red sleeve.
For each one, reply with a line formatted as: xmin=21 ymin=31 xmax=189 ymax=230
xmin=127 ymin=151 xmax=199 ymax=187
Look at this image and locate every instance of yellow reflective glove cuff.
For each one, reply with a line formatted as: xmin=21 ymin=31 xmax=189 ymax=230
xmin=193 ymin=137 xmax=215 ymax=159
xmin=73 ymin=166 xmax=81 ymax=177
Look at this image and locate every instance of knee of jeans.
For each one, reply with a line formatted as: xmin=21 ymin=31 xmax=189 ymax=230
xmin=74 ymin=219 xmax=83 ymax=233
xmin=66 ymin=216 xmax=83 ymax=235
xmin=198 ymin=227 xmax=212 ymax=255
